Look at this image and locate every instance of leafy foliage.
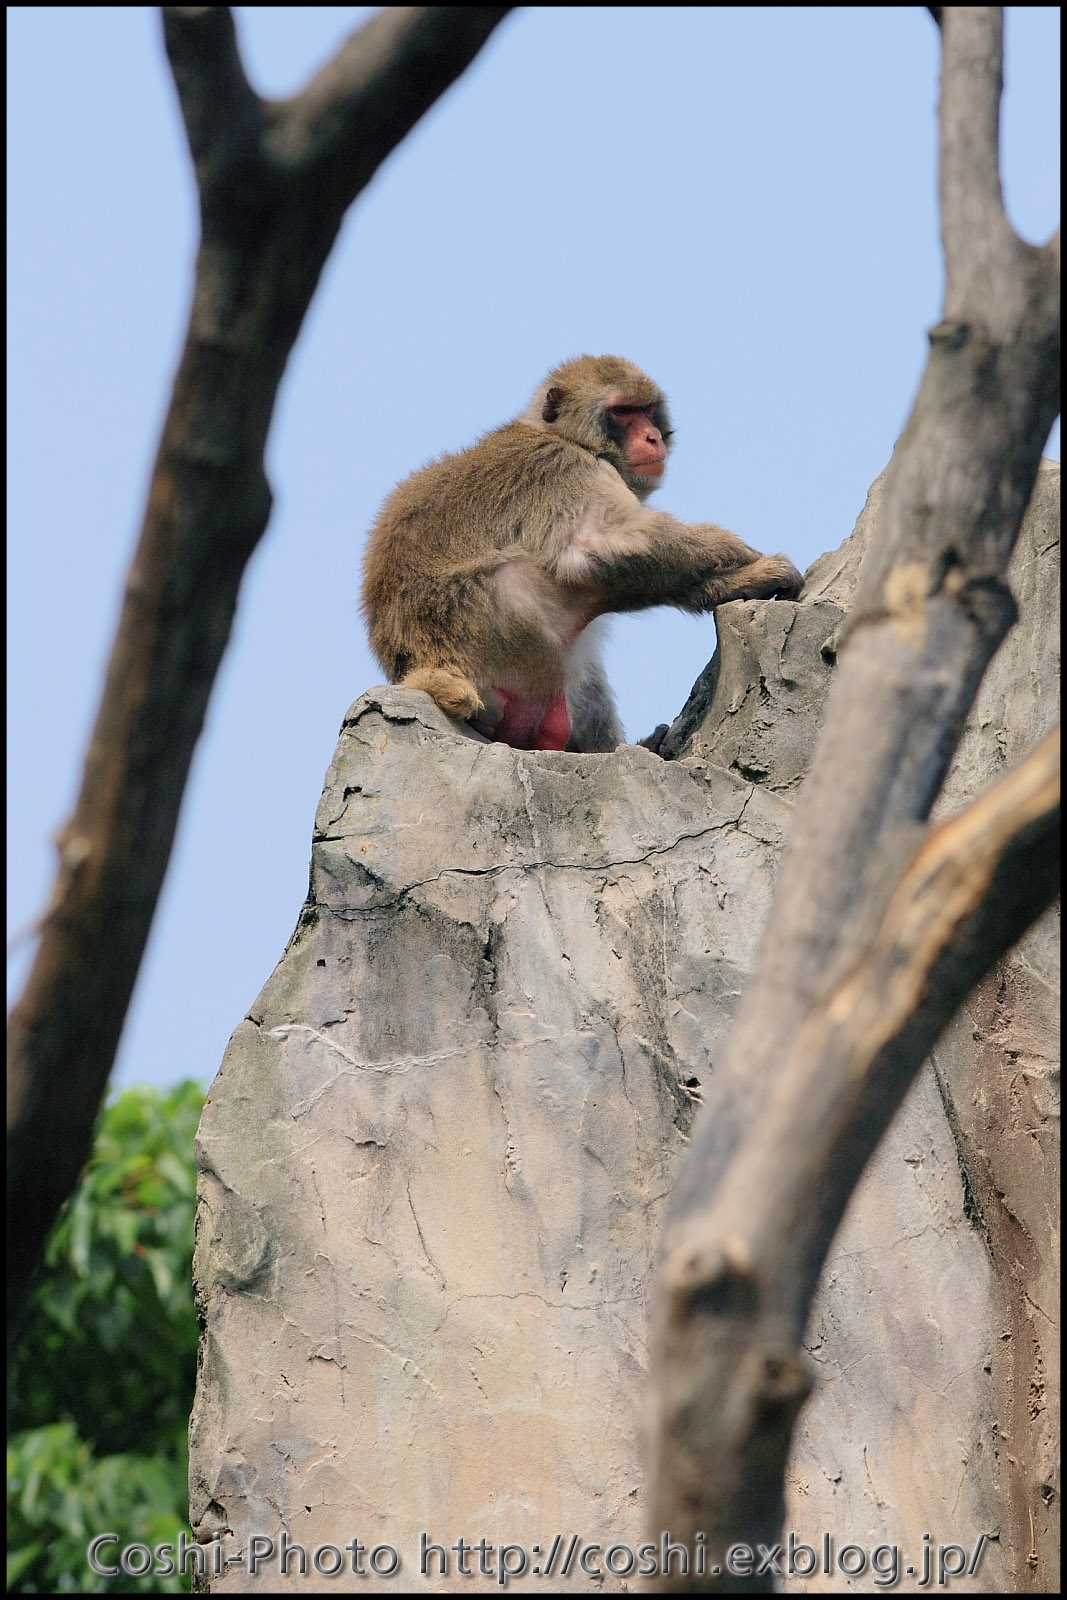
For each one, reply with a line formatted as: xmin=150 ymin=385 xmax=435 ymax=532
xmin=6 ymin=1425 xmax=189 ymax=1594
xmin=8 ymin=1080 xmax=204 ymax=1594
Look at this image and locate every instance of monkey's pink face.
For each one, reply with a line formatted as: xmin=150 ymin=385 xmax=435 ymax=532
xmin=605 ymin=400 xmax=669 ymax=484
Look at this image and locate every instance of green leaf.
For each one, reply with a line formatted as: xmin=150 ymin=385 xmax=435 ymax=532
xmin=6 ymin=1541 xmax=44 ymax=1587
xmin=8 ymin=1081 xmax=205 ymax=1594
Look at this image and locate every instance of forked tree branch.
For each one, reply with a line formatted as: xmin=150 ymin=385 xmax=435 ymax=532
xmin=647 ymin=7 xmax=1059 ymax=1588
xmin=6 ymin=4 xmax=514 ymax=1346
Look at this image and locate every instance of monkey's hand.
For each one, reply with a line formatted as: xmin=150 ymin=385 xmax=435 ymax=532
xmin=764 ymin=556 xmax=804 ymax=599
xmin=697 ymin=554 xmax=803 ymax=608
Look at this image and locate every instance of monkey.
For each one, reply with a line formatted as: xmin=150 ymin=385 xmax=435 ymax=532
xmin=361 ymin=355 xmax=802 ymax=753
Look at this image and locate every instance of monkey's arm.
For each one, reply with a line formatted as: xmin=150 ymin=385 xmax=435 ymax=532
xmin=549 ymin=471 xmax=802 ymax=616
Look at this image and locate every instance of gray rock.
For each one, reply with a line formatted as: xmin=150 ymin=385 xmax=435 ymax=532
xmin=656 ymin=469 xmax=889 ymax=781
xmin=191 ymin=464 xmax=1058 ymax=1593
xmin=924 ymin=459 xmax=1060 ymax=1590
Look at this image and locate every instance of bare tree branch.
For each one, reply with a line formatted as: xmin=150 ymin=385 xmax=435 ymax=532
xmin=163 ymin=7 xmax=264 ymax=183
xmin=649 ymin=726 xmax=1059 ymax=1592
xmin=938 ymin=7 xmax=1012 ymax=311
xmin=668 ymin=725 xmax=1059 ymax=1311
xmin=269 ymin=7 xmax=511 ymax=190
xmin=647 ymin=7 xmax=1060 ymax=1585
xmin=6 ymin=4 xmax=514 ymax=1346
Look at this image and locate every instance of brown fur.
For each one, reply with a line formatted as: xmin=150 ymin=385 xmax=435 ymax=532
xmin=361 ymin=356 xmax=802 ymax=751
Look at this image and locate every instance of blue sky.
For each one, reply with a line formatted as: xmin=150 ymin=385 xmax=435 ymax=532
xmin=7 ymin=7 xmax=1060 ymax=1090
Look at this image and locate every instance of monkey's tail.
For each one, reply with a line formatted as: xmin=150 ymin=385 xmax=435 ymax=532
xmin=400 ymin=666 xmax=484 ymax=722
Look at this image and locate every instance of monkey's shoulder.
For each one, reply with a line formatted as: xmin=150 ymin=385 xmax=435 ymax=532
xmin=476 ymin=421 xmax=591 ymax=471
xmin=396 ymin=423 xmax=598 ymax=504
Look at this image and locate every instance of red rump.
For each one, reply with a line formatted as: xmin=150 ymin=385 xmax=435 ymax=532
xmin=494 ymin=690 xmax=572 ymax=751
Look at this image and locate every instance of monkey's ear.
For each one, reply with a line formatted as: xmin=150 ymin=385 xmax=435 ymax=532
xmin=542 ymin=386 xmax=566 ymax=423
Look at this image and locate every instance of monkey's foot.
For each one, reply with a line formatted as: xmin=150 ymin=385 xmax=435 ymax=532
xmin=638 ymin=723 xmax=670 ymax=756
xmin=401 ymin=667 xmax=484 ymax=722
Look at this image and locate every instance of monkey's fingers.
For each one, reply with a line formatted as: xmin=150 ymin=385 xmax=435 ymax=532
xmin=701 ymin=557 xmax=804 ymax=607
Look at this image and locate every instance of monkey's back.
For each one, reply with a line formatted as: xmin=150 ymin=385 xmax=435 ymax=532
xmin=361 ymin=423 xmax=598 ymax=678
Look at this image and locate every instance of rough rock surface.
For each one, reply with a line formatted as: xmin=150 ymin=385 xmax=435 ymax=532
xmin=190 ymin=463 xmax=1058 ymax=1593
xmin=926 ymin=461 xmax=1060 ymax=1591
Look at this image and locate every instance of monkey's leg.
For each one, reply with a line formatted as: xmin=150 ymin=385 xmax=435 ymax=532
xmin=565 ymin=652 xmax=623 ymax=752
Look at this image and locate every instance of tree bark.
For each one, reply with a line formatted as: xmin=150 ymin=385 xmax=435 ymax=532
xmin=6 ymin=5 xmax=514 ymax=1347
xmin=646 ymin=8 xmax=1060 ymax=1588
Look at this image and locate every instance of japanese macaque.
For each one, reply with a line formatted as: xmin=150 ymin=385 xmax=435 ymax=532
xmin=361 ymin=355 xmax=802 ymax=752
